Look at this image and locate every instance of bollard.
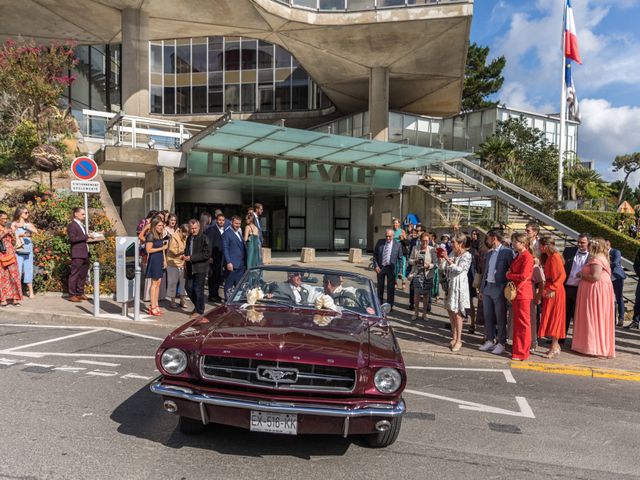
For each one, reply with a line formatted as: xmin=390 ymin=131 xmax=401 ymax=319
xmin=133 ymin=263 xmax=141 ymax=321
xmin=92 ymin=262 xmax=100 ymax=317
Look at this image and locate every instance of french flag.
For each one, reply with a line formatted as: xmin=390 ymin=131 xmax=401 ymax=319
xmin=564 ymin=0 xmax=582 ymax=64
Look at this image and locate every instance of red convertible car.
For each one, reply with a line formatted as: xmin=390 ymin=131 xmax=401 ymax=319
xmin=151 ymin=266 xmax=406 ymax=447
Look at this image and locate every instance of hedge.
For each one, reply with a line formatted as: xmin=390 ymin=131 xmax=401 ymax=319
xmin=554 ymin=210 xmax=640 ymax=260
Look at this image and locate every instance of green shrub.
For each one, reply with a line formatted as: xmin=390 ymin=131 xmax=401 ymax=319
xmin=554 ymin=210 xmax=640 ymax=260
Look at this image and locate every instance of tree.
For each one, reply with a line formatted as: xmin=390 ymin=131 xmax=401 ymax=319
xmin=563 ymin=164 xmax=613 ymax=201
xmin=476 ymin=117 xmax=559 ymax=199
xmin=612 ymin=152 xmax=640 ymax=206
xmin=462 ymin=43 xmax=506 ymax=112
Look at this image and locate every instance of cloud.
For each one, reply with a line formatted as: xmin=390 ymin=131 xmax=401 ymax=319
xmin=578 ymin=98 xmax=640 ymax=184
xmin=500 ymin=81 xmax=554 ymax=113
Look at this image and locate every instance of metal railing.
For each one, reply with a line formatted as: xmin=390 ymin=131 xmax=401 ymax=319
xmin=270 ymin=0 xmax=468 ymax=12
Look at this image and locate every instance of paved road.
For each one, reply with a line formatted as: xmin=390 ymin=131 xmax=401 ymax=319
xmin=0 ymin=321 xmax=638 ymax=480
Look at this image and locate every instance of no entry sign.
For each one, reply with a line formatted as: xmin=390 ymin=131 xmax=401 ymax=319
xmin=71 ymin=156 xmax=99 ymax=181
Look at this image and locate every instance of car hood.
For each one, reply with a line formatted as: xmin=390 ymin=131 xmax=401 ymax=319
xmin=182 ymin=306 xmax=372 ymax=369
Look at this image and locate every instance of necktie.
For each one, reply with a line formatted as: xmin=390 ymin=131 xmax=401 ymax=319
xmin=383 ymin=242 xmax=391 ymax=266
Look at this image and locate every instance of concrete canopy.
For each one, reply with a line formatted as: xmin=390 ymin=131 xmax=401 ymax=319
xmin=0 ymin=0 xmax=473 ymax=117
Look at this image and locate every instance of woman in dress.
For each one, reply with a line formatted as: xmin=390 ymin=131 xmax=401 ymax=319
xmin=0 ymin=210 xmax=23 ymax=307
xmin=572 ymin=237 xmax=615 ymax=358
xmin=145 ymin=216 xmax=168 ymax=316
xmin=538 ymin=236 xmax=566 ymax=358
xmin=443 ymin=233 xmax=472 ymax=352
xmin=408 ymin=232 xmax=437 ymax=321
xmin=244 ymin=212 xmax=261 ymax=269
xmin=11 ymin=206 xmax=37 ymax=299
xmin=506 ymin=232 xmax=534 ymax=361
xmin=165 ymin=213 xmax=178 ymax=237
xmin=166 ymin=223 xmax=188 ymax=309
xmin=392 ymin=218 xmax=408 ymax=290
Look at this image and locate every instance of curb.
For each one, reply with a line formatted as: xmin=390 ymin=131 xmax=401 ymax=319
xmin=510 ymin=361 xmax=640 ymax=383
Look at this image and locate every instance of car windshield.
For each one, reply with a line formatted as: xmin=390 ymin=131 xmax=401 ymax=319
xmin=230 ymin=267 xmax=379 ymax=316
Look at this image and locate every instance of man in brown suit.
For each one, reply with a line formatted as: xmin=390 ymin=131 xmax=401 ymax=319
xmin=67 ymin=207 xmax=89 ymax=302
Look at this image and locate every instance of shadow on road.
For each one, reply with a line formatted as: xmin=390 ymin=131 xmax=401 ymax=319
xmin=111 ymin=384 xmax=353 ymax=459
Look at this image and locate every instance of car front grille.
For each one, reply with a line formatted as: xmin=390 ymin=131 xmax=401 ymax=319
xmin=200 ymin=356 xmax=356 ymax=392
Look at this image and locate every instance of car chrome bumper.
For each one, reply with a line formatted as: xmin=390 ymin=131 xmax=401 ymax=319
xmin=150 ymin=380 xmax=405 ymax=418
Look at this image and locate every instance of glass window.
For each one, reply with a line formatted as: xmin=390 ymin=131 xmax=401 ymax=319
xmin=208 ymin=37 xmax=224 ymax=71
xmin=291 ymin=67 xmax=309 ymax=110
xmin=164 ymin=86 xmax=175 ymax=114
xmin=258 ymin=85 xmax=273 ymax=111
xmin=389 ymin=112 xmax=403 ymax=142
xmin=209 ymin=88 xmax=223 ymax=112
xmin=347 ymin=0 xmax=375 ymax=10
xmin=225 ymin=38 xmax=240 ymax=71
xmin=192 ymin=42 xmax=207 ymax=73
xmin=225 ymin=84 xmax=240 ymax=111
xmin=241 ymin=84 xmax=256 ymax=112
xmin=275 ymin=46 xmax=291 ymax=69
xmin=150 ymin=43 xmax=162 ymax=74
xmin=151 ymin=86 xmax=162 ymax=113
xmin=319 ymin=0 xmax=345 ymax=9
xmin=193 ymin=85 xmax=207 ymax=113
xmin=241 ymin=39 xmax=257 ymax=70
xmin=109 ymin=44 xmax=121 ymax=111
xmin=275 ymin=81 xmax=290 ymax=110
xmin=177 ymin=86 xmax=190 ymax=114
xmin=292 ymin=0 xmax=317 ymax=8
xmin=71 ymin=45 xmax=90 ymax=109
xmin=258 ymin=41 xmax=274 ymax=69
xmin=163 ymin=44 xmax=175 ymax=74
xmin=176 ymin=44 xmax=191 ymax=74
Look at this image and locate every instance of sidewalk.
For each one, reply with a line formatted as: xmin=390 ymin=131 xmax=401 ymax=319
xmin=1 ymin=256 xmax=639 ymax=381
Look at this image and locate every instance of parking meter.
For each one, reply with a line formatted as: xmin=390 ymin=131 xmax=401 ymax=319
xmin=116 ymin=237 xmax=139 ymax=303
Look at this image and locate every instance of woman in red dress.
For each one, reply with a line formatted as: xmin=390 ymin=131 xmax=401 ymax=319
xmin=506 ymin=233 xmax=534 ymax=361
xmin=0 ymin=210 xmax=23 ymax=306
xmin=538 ymin=237 xmax=566 ymax=358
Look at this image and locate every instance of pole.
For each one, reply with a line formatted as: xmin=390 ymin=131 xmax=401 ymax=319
xmin=133 ymin=262 xmax=141 ymax=321
xmin=557 ymin=3 xmax=567 ymax=203
xmin=93 ymin=262 xmax=100 ymax=317
xmin=83 ymin=193 xmax=89 ymax=233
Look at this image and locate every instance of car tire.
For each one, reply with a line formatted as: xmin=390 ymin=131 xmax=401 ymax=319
xmin=178 ymin=416 xmax=205 ymax=434
xmin=363 ymin=417 xmax=402 ymax=448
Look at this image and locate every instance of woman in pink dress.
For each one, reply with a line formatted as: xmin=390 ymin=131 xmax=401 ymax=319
xmin=0 ymin=210 xmax=23 ymax=306
xmin=571 ymin=237 xmax=615 ymax=358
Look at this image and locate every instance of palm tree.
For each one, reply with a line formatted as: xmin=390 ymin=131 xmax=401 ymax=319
xmin=563 ymin=165 xmax=610 ymax=201
xmin=477 ymin=136 xmax=515 ymax=171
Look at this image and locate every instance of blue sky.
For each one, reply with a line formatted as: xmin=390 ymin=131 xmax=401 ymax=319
xmin=470 ymin=0 xmax=640 ymax=182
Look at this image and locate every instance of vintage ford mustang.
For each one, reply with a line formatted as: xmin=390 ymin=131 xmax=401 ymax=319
xmin=151 ymin=266 xmax=406 ymax=447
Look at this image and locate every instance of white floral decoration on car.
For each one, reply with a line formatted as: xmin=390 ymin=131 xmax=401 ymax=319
xmin=315 ymin=294 xmax=339 ymax=312
xmin=246 ymin=308 xmax=264 ymax=324
xmin=313 ymin=314 xmax=333 ymax=327
xmin=246 ymin=287 xmax=265 ymax=306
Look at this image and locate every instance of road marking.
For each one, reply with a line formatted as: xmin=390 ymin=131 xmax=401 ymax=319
xmin=86 ymin=370 xmax=119 ymax=377
xmin=121 ymin=373 xmax=154 ymax=380
xmin=0 ymin=324 xmax=164 ymax=341
xmin=406 ymin=366 xmax=517 ymax=384
xmin=3 ymin=329 xmax=102 ymax=352
xmin=0 ymin=358 xmax=21 ymax=365
xmin=53 ymin=366 xmax=87 ymax=373
xmin=24 ymin=362 xmax=53 ymax=368
xmin=76 ymin=360 xmax=120 ymax=367
xmin=404 ymin=389 xmax=536 ymax=419
xmin=0 ymin=351 xmax=154 ymax=360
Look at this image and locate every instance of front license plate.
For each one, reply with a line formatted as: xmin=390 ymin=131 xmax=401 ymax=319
xmin=250 ymin=410 xmax=298 ymax=435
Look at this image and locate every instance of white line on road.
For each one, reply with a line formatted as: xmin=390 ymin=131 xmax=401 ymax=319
xmin=53 ymin=366 xmax=87 ymax=373
xmin=76 ymin=360 xmax=120 ymax=367
xmin=0 ymin=351 xmax=154 ymax=359
xmin=4 ymin=329 xmax=102 ymax=352
xmin=121 ymin=373 xmax=154 ymax=380
xmin=405 ymin=388 xmax=536 ymax=419
xmin=0 ymin=324 xmax=164 ymax=341
xmin=0 ymin=358 xmax=21 ymax=365
xmin=406 ymin=366 xmax=517 ymax=384
xmin=24 ymin=362 xmax=53 ymax=368
xmin=86 ymin=370 xmax=119 ymax=377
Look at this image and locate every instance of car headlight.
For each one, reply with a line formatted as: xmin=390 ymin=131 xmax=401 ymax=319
xmin=374 ymin=368 xmax=402 ymax=394
xmin=161 ymin=348 xmax=187 ymax=375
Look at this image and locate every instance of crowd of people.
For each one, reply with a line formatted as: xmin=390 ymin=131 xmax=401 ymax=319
xmin=373 ymin=220 xmax=632 ymax=360
xmin=133 ymin=204 xmax=265 ymax=318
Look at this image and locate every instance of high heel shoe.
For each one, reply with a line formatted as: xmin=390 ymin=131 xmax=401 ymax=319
xmin=546 ymin=349 xmax=560 ymax=359
xmin=451 ymin=342 xmax=462 ymax=352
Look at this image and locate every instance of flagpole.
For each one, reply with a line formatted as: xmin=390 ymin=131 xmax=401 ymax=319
xmin=558 ymin=3 xmax=567 ymax=203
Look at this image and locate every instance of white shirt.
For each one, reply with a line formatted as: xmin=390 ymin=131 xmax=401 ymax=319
xmin=288 ymin=283 xmax=302 ymax=303
xmin=233 ymin=228 xmax=242 ymax=243
xmin=74 ymin=218 xmax=86 ymax=234
xmin=486 ymin=244 xmax=503 ymax=284
xmin=218 ymin=226 xmax=225 ymax=235
xmin=567 ymin=249 xmax=589 ymax=286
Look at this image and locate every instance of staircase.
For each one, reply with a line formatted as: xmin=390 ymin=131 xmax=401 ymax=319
xmin=421 ymin=158 xmax=638 ymax=308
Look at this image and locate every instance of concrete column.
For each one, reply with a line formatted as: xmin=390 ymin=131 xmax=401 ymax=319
xmin=121 ymin=8 xmax=149 ymax=116
xmin=161 ymin=167 xmax=175 ymax=212
xmin=368 ymin=67 xmax=389 ymax=141
xmin=121 ymin=178 xmax=145 ymax=235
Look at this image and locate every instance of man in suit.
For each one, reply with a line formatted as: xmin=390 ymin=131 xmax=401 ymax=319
xmin=67 ymin=207 xmax=90 ymax=302
xmin=223 ymin=215 xmax=246 ymax=300
xmin=479 ymin=230 xmax=514 ymax=355
xmin=373 ymin=229 xmax=403 ymax=309
xmin=185 ymin=219 xmax=211 ymax=318
xmin=605 ymin=238 xmax=627 ymax=327
xmin=205 ymin=212 xmax=226 ymax=302
xmin=323 ymin=274 xmax=360 ymax=309
xmin=272 ymin=271 xmax=309 ymax=305
xmin=562 ymin=233 xmax=590 ymax=337
xmin=627 ymin=246 xmax=640 ymax=330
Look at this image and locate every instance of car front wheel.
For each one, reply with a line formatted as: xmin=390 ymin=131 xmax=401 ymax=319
xmin=363 ymin=417 xmax=402 ymax=448
xmin=178 ymin=415 xmax=205 ymax=434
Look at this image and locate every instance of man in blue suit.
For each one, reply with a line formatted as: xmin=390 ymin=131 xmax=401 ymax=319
xmin=605 ymin=238 xmax=627 ymax=327
xmin=479 ymin=230 xmax=514 ymax=356
xmin=372 ymin=229 xmax=403 ymax=310
xmin=222 ymin=215 xmax=246 ymax=300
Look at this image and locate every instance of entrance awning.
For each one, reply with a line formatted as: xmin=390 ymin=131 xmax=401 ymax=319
xmin=181 ymin=116 xmax=471 ymax=191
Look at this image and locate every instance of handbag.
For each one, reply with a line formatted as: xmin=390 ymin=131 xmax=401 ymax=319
xmin=504 ymin=281 xmax=517 ymax=302
xmin=0 ymin=253 xmax=16 ymax=268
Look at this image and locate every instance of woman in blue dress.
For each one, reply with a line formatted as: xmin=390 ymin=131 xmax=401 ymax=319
xmin=12 ymin=207 xmax=37 ymax=299
xmin=145 ymin=216 xmax=168 ymax=316
xmin=244 ymin=212 xmax=261 ymax=269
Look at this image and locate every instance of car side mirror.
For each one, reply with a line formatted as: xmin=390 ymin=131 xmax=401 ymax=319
xmin=381 ymin=303 xmax=392 ymax=316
